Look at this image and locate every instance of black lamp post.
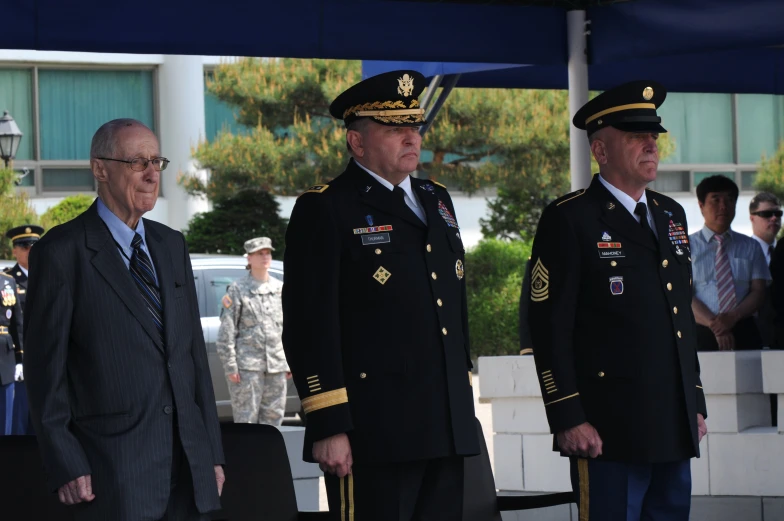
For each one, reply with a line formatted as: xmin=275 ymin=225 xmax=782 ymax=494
xmin=0 ymin=110 xmax=23 ymax=168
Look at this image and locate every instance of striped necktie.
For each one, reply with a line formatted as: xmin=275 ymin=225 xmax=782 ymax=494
xmin=130 ymin=233 xmax=164 ymax=341
xmin=714 ymin=233 xmax=737 ymax=313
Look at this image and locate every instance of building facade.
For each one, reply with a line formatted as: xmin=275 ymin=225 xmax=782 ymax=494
xmin=0 ymin=51 xmax=781 ymax=245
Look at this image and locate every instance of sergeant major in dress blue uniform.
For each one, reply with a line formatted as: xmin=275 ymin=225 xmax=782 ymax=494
xmin=528 ymin=81 xmax=708 ymax=521
xmin=282 ymin=70 xmax=479 ymax=521
xmin=4 ymin=224 xmax=42 ymax=435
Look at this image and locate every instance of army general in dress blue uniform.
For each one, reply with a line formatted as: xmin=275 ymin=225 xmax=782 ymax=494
xmin=282 ymin=70 xmax=479 ymax=521
xmin=528 ymin=81 xmax=708 ymax=520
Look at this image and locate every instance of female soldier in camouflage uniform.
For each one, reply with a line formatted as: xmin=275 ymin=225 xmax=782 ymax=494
xmin=217 ymin=237 xmax=290 ymax=426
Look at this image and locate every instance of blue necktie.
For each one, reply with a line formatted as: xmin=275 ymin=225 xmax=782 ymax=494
xmin=129 ymin=233 xmax=164 ymax=342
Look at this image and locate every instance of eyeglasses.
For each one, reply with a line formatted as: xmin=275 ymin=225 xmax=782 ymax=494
xmin=751 ymin=209 xmax=783 ymax=219
xmin=95 ymin=157 xmax=170 ymax=172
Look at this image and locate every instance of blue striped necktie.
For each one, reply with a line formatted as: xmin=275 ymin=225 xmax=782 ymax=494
xmin=129 ymin=233 xmax=164 ymax=342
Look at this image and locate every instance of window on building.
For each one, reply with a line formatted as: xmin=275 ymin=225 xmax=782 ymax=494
xmin=0 ymin=66 xmax=156 ymax=195
xmin=204 ymin=71 xmax=249 ymax=142
xmin=654 ymin=92 xmax=784 ymax=194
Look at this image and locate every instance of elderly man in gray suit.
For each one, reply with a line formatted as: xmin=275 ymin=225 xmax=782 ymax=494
xmin=24 ymin=119 xmax=225 ymax=521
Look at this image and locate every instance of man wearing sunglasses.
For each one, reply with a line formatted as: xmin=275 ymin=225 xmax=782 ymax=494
xmin=24 ymin=119 xmax=225 ymax=520
xmin=749 ymin=193 xmax=781 ymax=350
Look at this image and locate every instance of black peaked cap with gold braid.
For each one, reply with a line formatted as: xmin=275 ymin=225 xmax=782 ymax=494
xmin=6 ymin=224 xmax=44 ymax=246
xmin=573 ymin=80 xmax=667 ymax=136
xmin=329 ymin=70 xmax=427 ymax=128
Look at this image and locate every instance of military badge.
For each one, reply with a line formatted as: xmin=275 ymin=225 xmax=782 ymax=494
xmin=609 ymin=276 xmax=624 ymax=295
xmin=366 ymin=215 xmax=374 ymax=226
xmin=373 ymin=266 xmax=392 ymax=285
xmin=602 ymin=231 xmax=611 ymax=241
xmin=222 ymin=294 xmax=232 ymax=308
xmin=5 ymin=309 xmax=10 ymax=319
xmin=2 ymin=284 xmax=16 ymax=307
xmin=419 ymin=184 xmax=435 ymax=192
xmin=455 ymin=259 xmax=464 ymax=280
xmin=530 ymin=258 xmax=549 ymax=302
xmin=606 ymin=202 xmax=615 ymax=210
xmin=675 ymin=245 xmax=684 ymax=256
xmin=354 ymin=225 xmax=393 ymax=235
xmin=397 ymin=74 xmax=415 ymax=97
xmin=438 ymin=200 xmax=459 ymax=228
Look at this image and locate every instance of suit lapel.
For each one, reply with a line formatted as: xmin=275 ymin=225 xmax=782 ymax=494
xmin=590 ymin=178 xmax=658 ymax=251
xmin=411 ymin=178 xmax=443 ymax=231
xmin=84 ymin=202 xmax=165 ymax=353
xmin=144 ymin=222 xmax=177 ymax=354
xmin=349 ymin=161 xmax=426 ymax=229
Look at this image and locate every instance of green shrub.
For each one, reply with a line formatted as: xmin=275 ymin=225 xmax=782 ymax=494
xmin=465 ymin=238 xmax=532 ymax=359
xmin=0 ymin=168 xmax=38 ymax=260
xmin=40 ymin=194 xmax=95 ymax=231
xmin=184 ymin=189 xmax=288 ymax=258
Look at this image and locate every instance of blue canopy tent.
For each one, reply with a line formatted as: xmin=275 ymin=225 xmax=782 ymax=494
xmin=4 ymin=0 xmax=784 ymax=187
xmin=363 ymin=0 xmax=784 ymax=187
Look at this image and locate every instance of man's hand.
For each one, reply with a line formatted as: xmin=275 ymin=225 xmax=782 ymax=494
xmin=697 ymin=413 xmax=708 ymax=443
xmin=710 ymin=312 xmax=737 ymax=337
xmin=715 ymin=332 xmax=735 ymax=351
xmin=556 ymin=422 xmax=603 ymax=458
xmin=227 ymin=373 xmax=240 ymax=384
xmin=313 ymin=433 xmax=353 ymax=477
xmin=58 ymin=475 xmax=95 ymax=505
xmin=14 ymin=363 xmax=23 ymax=382
xmin=215 ymin=465 xmax=225 ymax=496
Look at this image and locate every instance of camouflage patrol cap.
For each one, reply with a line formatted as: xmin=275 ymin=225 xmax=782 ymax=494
xmin=243 ymin=237 xmax=274 ymax=257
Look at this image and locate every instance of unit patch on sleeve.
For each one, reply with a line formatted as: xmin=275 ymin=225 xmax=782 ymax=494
xmin=222 ymin=294 xmax=232 ymax=308
xmin=530 ymin=258 xmax=550 ymax=302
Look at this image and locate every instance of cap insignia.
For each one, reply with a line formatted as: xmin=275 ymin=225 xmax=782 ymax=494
xmin=643 ymin=87 xmax=654 ymax=100
xmin=25 ymin=227 xmax=31 ymax=234
xmin=397 ymin=74 xmax=415 ymax=97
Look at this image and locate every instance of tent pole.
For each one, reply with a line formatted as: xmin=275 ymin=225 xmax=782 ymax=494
xmin=567 ymin=9 xmax=591 ymax=191
xmin=420 ymin=74 xmax=443 ymax=116
xmin=420 ymin=74 xmax=460 ymax=137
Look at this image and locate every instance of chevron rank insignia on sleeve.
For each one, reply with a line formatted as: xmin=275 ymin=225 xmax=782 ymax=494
xmin=530 ymin=258 xmax=550 ymax=302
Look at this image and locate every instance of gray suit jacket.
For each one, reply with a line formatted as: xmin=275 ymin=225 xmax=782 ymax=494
xmin=24 ymin=201 xmax=224 ymax=521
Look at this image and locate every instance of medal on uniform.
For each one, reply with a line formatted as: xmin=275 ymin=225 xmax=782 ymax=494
xmin=455 ymin=259 xmax=464 ymax=280
xmin=602 ymin=231 xmax=611 ymax=241
xmin=438 ymin=200 xmax=459 ymax=228
xmin=5 ymin=309 xmax=10 ymax=319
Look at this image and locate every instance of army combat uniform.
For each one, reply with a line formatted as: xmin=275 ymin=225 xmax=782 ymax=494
xmin=217 ymin=274 xmax=289 ymax=426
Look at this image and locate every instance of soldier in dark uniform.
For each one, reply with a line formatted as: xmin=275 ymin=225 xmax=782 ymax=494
xmin=528 ymin=81 xmax=708 ymax=520
xmin=4 ymin=224 xmax=42 ymax=435
xmin=282 ymin=70 xmax=479 ymax=521
xmin=0 ymin=268 xmax=23 ymax=435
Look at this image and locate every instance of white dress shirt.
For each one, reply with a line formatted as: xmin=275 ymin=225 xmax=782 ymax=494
xmin=355 ymin=162 xmax=428 ymax=224
xmin=752 ymin=234 xmax=776 ymax=266
xmin=598 ymin=174 xmax=658 ymax=238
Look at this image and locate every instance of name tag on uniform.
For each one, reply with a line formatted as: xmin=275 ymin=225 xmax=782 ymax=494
xmin=361 ymin=233 xmax=390 ymax=246
xmin=598 ymin=249 xmax=625 ymax=259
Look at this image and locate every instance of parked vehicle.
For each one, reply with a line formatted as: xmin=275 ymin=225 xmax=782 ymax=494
xmin=189 ymin=254 xmax=302 ymax=423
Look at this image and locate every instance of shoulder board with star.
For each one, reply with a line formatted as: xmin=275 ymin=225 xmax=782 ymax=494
xmin=299 ymin=184 xmax=330 ymax=197
xmin=555 ymin=188 xmax=586 ymax=207
xmin=428 ymin=179 xmax=447 ymax=190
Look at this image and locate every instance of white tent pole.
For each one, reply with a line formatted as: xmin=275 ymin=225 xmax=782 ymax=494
xmin=567 ymin=9 xmax=592 ymax=191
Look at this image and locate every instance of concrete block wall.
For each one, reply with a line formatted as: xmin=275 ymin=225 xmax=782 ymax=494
xmin=479 ymin=352 xmax=784 ymax=504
